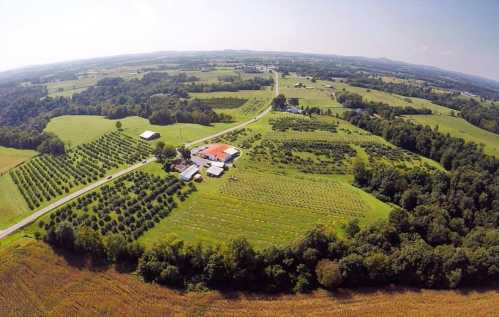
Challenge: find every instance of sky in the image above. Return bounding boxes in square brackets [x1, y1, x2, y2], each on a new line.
[1, 0, 499, 81]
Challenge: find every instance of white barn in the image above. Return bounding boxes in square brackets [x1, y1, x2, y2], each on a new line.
[180, 165, 199, 181]
[140, 130, 160, 140]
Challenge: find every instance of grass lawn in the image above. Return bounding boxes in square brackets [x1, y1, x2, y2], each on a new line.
[0, 146, 37, 175]
[407, 114, 499, 157]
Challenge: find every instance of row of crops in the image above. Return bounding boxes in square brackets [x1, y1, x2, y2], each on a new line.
[10, 132, 152, 210]
[248, 139, 356, 174]
[40, 171, 195, 241]
[270, 117, 338, 133]
[220, 171, 367, 218]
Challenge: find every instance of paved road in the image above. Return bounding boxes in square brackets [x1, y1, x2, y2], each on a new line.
[0, 71, 280, 240]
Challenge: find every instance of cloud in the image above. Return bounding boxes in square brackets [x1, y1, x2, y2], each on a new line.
[440, 49, 454, 56]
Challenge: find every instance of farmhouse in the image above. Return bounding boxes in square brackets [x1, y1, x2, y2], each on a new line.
[206, 166, 224, 177]
[199, 144, 239, 162]
[140, 130, 160, 140]
[180, 165, 199, 181]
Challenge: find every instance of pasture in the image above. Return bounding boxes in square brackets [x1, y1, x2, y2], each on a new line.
[0, 146, 37, 175]
[407, 114, 499, 157]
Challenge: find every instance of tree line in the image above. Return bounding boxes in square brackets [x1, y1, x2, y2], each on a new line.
[336, 91, 432, 117]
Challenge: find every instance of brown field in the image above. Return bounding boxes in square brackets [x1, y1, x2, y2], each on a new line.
[1, 240, 498, 317]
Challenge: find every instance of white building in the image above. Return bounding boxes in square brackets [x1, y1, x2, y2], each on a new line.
[207, 166, 224, 177]
[223, 147, 239, 161]
[180, 165, 199, 181]
[140, 130, 160, 140]
[211, 161, 225, 168]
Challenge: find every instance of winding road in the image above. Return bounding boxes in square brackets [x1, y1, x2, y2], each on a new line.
[0, 71, 279, 240]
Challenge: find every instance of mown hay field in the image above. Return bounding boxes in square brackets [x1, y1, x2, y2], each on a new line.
[0, 146, 37, 175]
[1, 240, 498, 317]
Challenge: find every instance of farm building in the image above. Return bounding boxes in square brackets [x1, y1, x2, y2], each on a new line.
[140, 130, 160, 140]
[180, 165, 199, 181]
[210, 161, 225, 168]
[286, 106, 302, 114]
[207, 166, 224, 177]
[199, 144, 239, 162]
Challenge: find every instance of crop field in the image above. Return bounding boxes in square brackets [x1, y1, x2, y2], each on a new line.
[407, 114, 499, 157]
[221, 171, 367, 218]
[10, 132, 151, 210]
[36, 171, 194, 241]
[0, 146, 37, 175]
[190, 88, 273, 100]
[139, 161, 391, 249]
[3, 241, 497, 316]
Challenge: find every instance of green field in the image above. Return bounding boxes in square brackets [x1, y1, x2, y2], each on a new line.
[46, 66, 146, 97]
[279, 74, 453, 115]
[407, 114, 499, 157]
[0, 174, 31, 229]
[139, 163, 392, 249]
[0, 146, 37, 175]
[45, 115, 238, 147]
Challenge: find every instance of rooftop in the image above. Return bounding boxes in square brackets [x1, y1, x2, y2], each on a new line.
[140, 130, 159, 139]
[206, 166, 224, 176]
[199, 144, 232, 161]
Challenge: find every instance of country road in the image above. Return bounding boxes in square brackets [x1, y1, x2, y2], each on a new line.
[0, 71, 279, 240]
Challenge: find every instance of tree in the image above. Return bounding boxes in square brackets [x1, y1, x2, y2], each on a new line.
[37, 134, 66, 155]
[115, 121, 122, 130]
[154, 142, 177, 162]
[177, 146, 191, 160]
[315, 259, 343, 290]
[272, 94, 287, 111]
[345, 219, 361, 238]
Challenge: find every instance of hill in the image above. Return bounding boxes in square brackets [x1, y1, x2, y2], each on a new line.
[1, 240, 498, 317]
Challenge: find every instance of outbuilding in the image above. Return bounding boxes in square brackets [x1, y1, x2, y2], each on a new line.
[140, 130, 160, 140]
[180, 165, 199, 181]
[206, 166, 224, 177]
[223, 147, 239, 161]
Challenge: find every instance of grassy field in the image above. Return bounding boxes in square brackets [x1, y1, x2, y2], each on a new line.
[0, 146, 37, 175]
[407, 114, 499, 157]
[45, 115, 240, 147]
[279, 74, 453, 115]
[0, 174, 30, 229]
[1, 240, 498, 316]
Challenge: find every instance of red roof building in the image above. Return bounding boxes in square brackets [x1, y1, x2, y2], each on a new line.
[199, 144, 239, 162]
